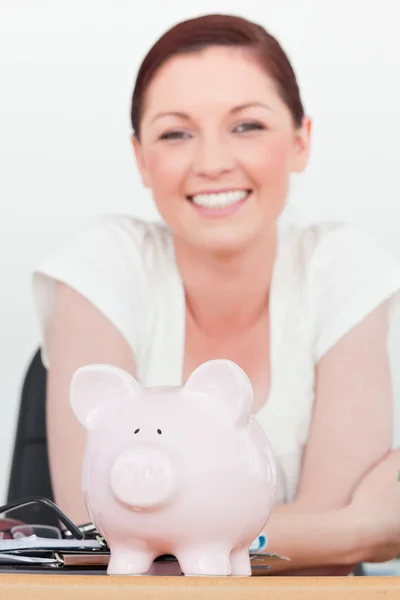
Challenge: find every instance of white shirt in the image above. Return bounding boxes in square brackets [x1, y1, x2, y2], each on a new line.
[33, 214, 400, 504]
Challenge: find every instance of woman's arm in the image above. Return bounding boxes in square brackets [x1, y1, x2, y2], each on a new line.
[295, 301, 393, 509]
[260, 503, 361, 574]
[263, 446, 400, 574]
[263, 301, 393, 572]
[46, 282, 136, 524]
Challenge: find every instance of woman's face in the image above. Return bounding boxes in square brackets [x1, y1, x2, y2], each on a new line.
[133, 46, 311, 254]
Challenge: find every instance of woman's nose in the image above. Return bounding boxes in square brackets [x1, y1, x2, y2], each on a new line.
[191, 135, 235, 179]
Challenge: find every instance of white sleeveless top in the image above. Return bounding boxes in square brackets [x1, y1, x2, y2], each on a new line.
[32, 214, 400, 505]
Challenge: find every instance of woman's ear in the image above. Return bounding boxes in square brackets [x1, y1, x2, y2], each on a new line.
[292, 116, 312, 173]
[131, 135, 151, 188]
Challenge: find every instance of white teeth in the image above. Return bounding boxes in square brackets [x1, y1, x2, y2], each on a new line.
[191, 190, 250, 209]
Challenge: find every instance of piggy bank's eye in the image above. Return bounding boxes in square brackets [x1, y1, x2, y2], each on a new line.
[157, 429, 162, 435]
[134, 428, 140, 434]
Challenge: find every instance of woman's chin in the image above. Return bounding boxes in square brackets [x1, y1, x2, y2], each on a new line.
[193, 224, 261, 257]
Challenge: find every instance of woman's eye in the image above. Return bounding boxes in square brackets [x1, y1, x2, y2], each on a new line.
[159, 131, 191, 141]
[234, 122, 265, 134]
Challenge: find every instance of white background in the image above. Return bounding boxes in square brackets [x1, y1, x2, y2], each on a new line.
[0, 0, 399, 504]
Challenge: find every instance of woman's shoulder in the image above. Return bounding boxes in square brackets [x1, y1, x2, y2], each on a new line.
[33, 214, 175, 367]
[71, 212, 174, 261]
[281, 220, 371, 260]
[37, 213, 175, 275]
[97, 213, 172, 246]
[280, 220, 400, 361]
[280, 220, 399, 279]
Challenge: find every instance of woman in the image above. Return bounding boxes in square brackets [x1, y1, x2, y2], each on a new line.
[33, 14, 400, 573]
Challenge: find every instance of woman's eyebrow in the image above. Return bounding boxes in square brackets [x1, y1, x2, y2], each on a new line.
[151, 111, 190, 124]
[230, 102, 273, 114]
[150, 102, 273, 124]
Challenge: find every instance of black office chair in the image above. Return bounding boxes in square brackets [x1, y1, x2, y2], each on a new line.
[6, 348, 58, 526]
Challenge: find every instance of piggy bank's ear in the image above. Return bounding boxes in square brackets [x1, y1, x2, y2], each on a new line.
[70, 364, 141, 430]
[184, 360, 253, 427]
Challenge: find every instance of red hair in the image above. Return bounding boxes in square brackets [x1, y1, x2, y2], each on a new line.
[131, 14, 305, 138]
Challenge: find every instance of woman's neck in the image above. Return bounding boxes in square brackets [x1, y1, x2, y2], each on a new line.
[173, 226, 277, 338]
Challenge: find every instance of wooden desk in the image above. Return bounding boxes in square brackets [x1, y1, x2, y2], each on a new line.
[0, 574, 399, 599]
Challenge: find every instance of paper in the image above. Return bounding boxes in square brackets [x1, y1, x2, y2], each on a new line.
[0, 553, 59, 565]
[0, 535, 103, 552]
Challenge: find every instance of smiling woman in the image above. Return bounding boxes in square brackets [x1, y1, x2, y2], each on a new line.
[131, 22, 310, 256]
[31, 13, 400, 574]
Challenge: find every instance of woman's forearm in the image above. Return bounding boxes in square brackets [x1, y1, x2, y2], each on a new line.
[263, 502, 365, 574]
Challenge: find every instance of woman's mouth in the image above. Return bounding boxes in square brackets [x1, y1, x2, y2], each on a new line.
[186, 189, 251, 217]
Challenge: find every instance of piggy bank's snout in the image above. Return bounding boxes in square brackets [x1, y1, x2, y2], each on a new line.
[110, 447, 175, 510]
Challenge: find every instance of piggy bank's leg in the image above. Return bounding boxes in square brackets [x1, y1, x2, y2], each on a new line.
[176, 546, 231, 576]
[230, 547, 252, 577]
[107, 546, 154, 575]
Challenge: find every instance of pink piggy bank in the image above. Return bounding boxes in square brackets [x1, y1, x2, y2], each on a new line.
[70, 359, 276, 576]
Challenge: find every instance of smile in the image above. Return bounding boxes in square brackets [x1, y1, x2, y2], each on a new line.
[187, 189, 251, 209]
